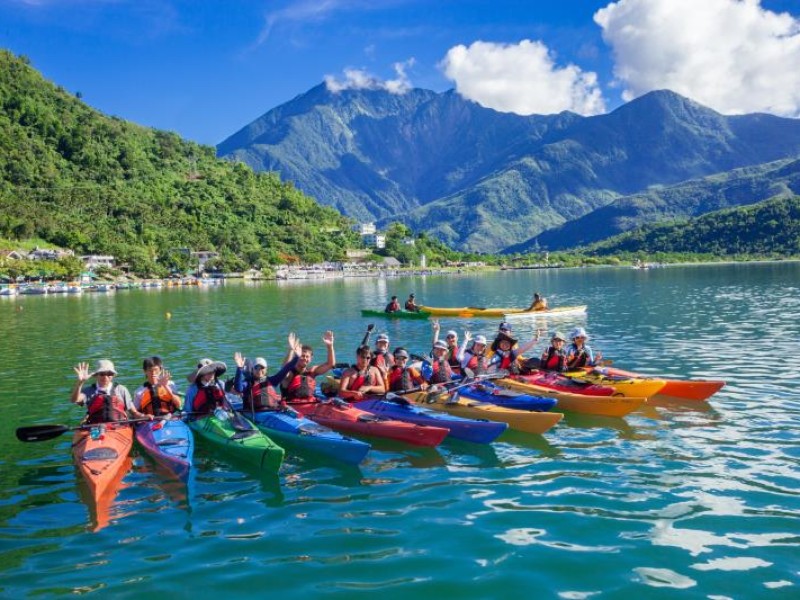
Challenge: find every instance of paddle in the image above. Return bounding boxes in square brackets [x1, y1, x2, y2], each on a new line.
[385, 370, 510, 401]
[360, 323, 375, 349]
[16, 417, 162, 443]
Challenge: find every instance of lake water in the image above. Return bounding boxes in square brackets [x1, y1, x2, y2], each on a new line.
[1, 263, 798, 599]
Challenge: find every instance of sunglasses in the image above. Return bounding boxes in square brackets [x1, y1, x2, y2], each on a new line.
[253, 365, 266, 370]
[358, 354, 372, 359]
[97, 372, 115, 376]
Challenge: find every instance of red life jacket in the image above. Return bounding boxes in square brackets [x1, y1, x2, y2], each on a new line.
[342, 369, 372, 392]
[139, 382, 175, 416]
[86, 384, 128, 424]
[430, 359, 452, 384]
[192, 384, 225, 414]
[495, 351, 514, 371]
[388, 365, 416, 391]
[540, 347, 566, 371]
[245, 378, 282, 412]
[371, 351, 394, 370]
[447, 345, 460, 368]
[282, 370, 316, 402]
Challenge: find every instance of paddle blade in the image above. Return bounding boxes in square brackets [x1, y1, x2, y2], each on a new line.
[16, 424, 70, 442]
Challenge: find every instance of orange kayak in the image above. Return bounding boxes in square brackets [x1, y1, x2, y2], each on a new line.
[72, 424, 133, 504]
[585, 366, 725, 402]
[498, 378, 645, 418]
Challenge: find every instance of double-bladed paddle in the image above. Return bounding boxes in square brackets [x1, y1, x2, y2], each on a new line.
[16, 416, 164, 442]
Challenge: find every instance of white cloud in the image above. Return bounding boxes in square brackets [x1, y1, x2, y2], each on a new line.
[595, 0, 800, 117]
[325, 59, 414, 94]
[439, 40, 606, 116]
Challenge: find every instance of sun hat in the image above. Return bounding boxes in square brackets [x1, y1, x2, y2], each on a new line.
[498, 321, 512, 332]
[552, 331, 566, 342]
[90, 359, 117, 377]
[496, 331, 518, 346]
[187, 358, 227, 383]
[473, 335, 487, 345]
[253, 357, 268, 369]
[433, 340, 449, 350]
[570, 327, 589, 340]
[393, 347, 410, 359]
[376, 333, 390, 343]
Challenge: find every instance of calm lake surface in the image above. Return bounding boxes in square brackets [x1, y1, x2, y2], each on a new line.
[1, 263, 798, 599]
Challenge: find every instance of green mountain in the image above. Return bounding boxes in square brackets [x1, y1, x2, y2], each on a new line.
[506, 157, 800, 252]
[0, 50, 359, 275]
[585, 195, 800, 257]
[218, 84, 800, 253]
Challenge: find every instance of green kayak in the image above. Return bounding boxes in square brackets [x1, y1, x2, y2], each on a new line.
[188, 409, 284, 472]
[361, 309, 430, 320]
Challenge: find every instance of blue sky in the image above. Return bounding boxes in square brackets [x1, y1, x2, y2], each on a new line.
[2, 0, 799, 146]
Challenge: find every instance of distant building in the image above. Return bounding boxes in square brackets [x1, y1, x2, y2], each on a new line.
[382, 257, 402, 268]
[0, 249, 27, 261]
[363, 233, 386, 249]
[29, 247, 73, 261]
[191, 251, 220, 272]
[352, 222, 376, 235]
[401, 238, 416, 246]
[346, 249, 371, 259]
[81, 255, 115, 269]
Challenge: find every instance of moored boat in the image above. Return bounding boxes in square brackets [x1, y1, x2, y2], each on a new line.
[187, 409, 284, 472]
[355, 396, 508, 444]
[291, 399, 449, 447]
[135, 418, 194, 480]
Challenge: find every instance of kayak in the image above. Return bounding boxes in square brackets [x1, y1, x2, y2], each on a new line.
[361, 309, 431, 320]
[72, 423, 134, 502]
[355, 396, 508, 444]
[502, 306, 589, 319]
[564, 370, 666, 398]
[135, 418, 194, 480]
[291, 399, 449, 447]
[187, 409, 284, 472]
[456, 381, 558, 412]
[418, 304, 587, 318]
[498, 377, 646, 417]
[506, 371, 616, 396]
[407, 391, 564, 435]
[581, 366, 725, 402]
[238, 406, 371, 465]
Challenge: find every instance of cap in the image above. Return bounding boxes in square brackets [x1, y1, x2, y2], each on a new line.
[393, 347, 410, 359]
[433, 340, 449, 350]
[552, 331, 566, 342]
[253, 357, 268, 369]
[499, 321, 512, 332]
[376, 333, 390, 343]
[445, 330, 458, 338]
[473, 335, 487, 345]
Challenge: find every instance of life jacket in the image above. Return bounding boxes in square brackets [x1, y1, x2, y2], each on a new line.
[371, 350, 394, 370]
[86, 384, 128, 424]
[447, 345, 460, 368]
[282, 369, 317, 402]
[464, 351, 490, 375]
[388, 365, 416, 391]
[342, 369, 372, 392]
[191, 383, 225, 414]
[139, 382, 175, 416]
[405, 300, 416, 311]
[429, 359, 452, 384]
[385, 300, 400, 312]
[495, 351, 515, 371]
[245, 378, 282, 412]
[567, 345, 589, 368]
[540, 347, 566, 372]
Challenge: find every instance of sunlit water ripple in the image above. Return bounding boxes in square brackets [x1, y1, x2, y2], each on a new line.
[0, 263, 798, 598]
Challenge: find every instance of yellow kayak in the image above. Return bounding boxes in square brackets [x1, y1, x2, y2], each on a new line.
[498, 378, 646, 417]
[406, 391, 563, 434]
[563, 371, 666, 398]
[418, 304, 587, 318]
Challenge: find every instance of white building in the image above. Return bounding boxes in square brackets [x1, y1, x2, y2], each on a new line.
[81, 255, 115, 269]
[363, 233, 386, 249]
[352, 222, 376, 235]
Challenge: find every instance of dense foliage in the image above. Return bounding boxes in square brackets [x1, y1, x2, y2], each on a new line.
[0, 51, 361, 276]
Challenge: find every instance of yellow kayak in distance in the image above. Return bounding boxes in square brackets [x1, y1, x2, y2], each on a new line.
[417, 304, 588, 318]
[406, 391, 564, 435]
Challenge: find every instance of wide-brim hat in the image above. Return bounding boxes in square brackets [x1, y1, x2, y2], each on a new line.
[570, 327, 589, 340]
[496, 331, 518, 346]
[187, 358, 227, 383]
[89, 359, 117, 377]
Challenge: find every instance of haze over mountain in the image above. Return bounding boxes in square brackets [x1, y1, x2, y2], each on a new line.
[218, 84, 800, 253]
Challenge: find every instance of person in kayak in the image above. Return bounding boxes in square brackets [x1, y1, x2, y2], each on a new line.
[490, 322, 519, 353]
[566, 327, 603, 369]
[233, 333, 302, 412]
[405, 293, 419, 312]
[457, 332, 491, 375]
[488, 329, 541, 372]
[371, 332, 395, 385]
[384, 296, 400, 313]
[528, 292, 548, 311]
[425, 340, 455, 385]
[280, 330, 336, 404]
[386, 347, 427, 392]
[431, 319, 461, 374]
[71, 359, 147, 424]
[338, 345, 387, 401]
[184, 359, 228, 416]
[134, 356, 182, 417]
[539, 331, 568, 372]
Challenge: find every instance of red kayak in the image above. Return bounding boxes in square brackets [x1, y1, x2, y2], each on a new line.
[290, 399, 449, 447]
[510, 371, 616, 396]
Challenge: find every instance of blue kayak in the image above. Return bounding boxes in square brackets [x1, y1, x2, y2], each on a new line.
[135, 418, 194, 481]
[456, 381, 557, 412]
[230, 398, 370, 465]
[355, 396, 508, 444]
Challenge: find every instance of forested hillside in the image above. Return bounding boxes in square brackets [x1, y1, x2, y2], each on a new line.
[0, 50, 360, 275]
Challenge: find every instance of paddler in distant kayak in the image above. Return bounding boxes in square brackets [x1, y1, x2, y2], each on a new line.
[404, 293, 419, 312]
[384, 295, 401, 313]
[529, 292, 548, 311]
[566, 327, 603, 369]
[280, 330, 336, 404]
[232, 332, 301, 412]
[71, 359, 147, 423]
[184, 359, 228, 416]
[338, 345, 387, 401]
[134, 356, 182, 417]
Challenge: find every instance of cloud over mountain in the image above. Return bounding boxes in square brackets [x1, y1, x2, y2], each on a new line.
[596, 0, 800, 117]
[324, 59, 414, 94]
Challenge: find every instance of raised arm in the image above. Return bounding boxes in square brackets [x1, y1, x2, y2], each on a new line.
[516, 329, 542, 356]
[70, 362, 90, 405]
[311, 330, 336, 376]
[431, 319, 440, 346]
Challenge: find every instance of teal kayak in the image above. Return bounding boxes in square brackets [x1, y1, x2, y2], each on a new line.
[361, 309, 430, 320]
[187, 409, 284, 472]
